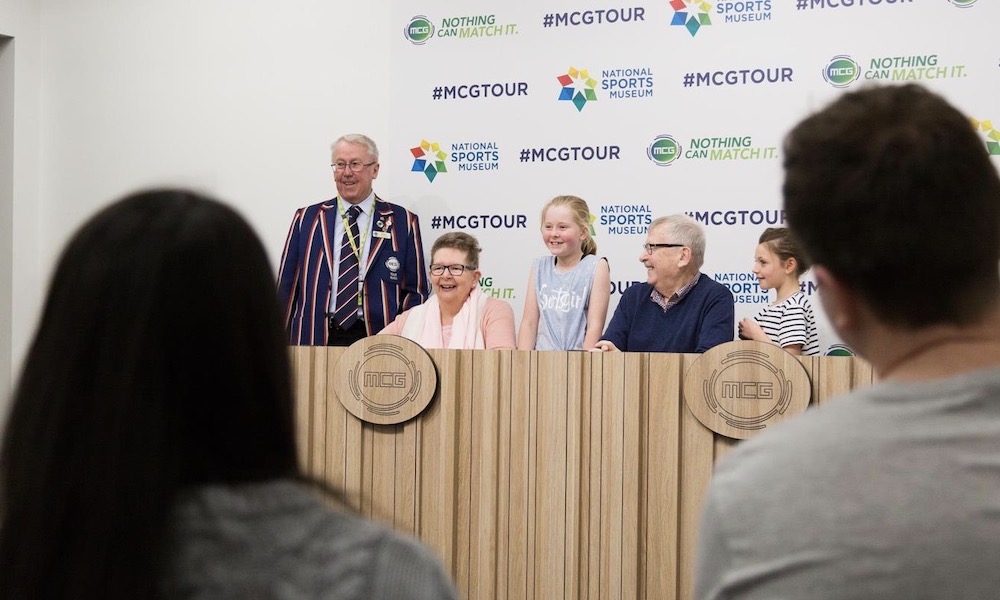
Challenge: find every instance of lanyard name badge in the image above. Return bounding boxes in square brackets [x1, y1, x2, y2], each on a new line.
[339, 201, 373, 309]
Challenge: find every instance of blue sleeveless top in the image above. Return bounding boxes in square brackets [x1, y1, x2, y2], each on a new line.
[533, 254, 600, 350]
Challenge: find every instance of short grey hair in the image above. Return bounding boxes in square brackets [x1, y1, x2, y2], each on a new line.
[332, 134, 379, 162]
[649, 214, 705, 269]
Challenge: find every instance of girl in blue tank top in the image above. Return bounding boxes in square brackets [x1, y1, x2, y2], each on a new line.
[518, 195, 611, 350]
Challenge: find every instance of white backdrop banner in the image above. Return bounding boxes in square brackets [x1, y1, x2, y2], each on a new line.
[387, 0, 999, 354]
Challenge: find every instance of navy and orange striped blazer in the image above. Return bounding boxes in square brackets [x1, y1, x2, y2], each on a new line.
[277, 196, 429, 345]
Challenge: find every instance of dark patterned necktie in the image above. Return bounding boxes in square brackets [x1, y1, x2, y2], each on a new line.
[333, 205, 362, 328]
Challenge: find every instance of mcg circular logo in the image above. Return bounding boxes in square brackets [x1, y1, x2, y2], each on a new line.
[823, 55, 860, 88]
[335, 337, 437, 425]
[824, 344, 856, 357]
[647, 135, 681, 167]
[683, 341, 811, 440]
[404, 15, 435, 44]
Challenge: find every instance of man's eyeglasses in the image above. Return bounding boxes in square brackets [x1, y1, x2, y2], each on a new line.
[331, 161, 377, 173]
[642, 243, 685, 254]
[429, 263, 476, 276]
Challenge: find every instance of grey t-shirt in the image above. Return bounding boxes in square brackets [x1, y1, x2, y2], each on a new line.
[533, 254, 600, 350]
[695, 367, 1000, 600]
[163, 480, 459, 600]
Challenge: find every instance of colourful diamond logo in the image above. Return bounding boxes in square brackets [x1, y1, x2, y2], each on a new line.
[410, 140, 449, 182]
[971, 118, 1000, 155]
[557, 67, 598, 112]
[669, 0, 712, 37]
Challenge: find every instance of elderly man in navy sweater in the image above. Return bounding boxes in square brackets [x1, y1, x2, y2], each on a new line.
[594, 214, 734, 353]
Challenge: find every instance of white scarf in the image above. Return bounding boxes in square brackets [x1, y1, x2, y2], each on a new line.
[400, 287, 488, 349]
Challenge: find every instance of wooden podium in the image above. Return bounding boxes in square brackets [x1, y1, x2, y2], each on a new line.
[291, 342, 873, 600]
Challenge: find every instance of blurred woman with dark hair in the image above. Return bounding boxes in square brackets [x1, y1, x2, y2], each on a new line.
[0, 189, 458, 600]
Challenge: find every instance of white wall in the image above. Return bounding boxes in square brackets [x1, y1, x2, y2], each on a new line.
[0, 36, 13, 403]
[2, 0, 392, 383]
[0, 0, 42, 411]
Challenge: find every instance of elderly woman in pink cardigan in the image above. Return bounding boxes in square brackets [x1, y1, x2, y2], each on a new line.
[379, 232, 515, 349]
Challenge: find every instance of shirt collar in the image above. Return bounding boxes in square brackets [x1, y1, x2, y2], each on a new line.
[650, 272, 701, 312]
[339, 192, 375, 217]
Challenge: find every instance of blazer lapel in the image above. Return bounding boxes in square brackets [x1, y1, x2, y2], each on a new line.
[319, 198, 339, 278]
[366, 197, 396, 271]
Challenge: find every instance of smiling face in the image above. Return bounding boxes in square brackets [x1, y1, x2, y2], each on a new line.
[541, 205, 586, 261]
[430, 247, 480, 305]
[332, 140, 379, 204]
[639, 223, 689, 294]
[752, 242, 793, 292]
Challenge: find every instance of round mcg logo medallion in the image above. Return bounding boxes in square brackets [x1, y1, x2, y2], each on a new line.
[334, 336, 437, 425]
[823, 55, 860, 88]
[404, 15, 435, 45]
[647, 134, 681, 167]
[824, 344, 855, 357]
[683, 341, 811, 440]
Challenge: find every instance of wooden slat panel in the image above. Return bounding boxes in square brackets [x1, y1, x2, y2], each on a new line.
[621, 353, 643, 600]
[574, 352, 595, 600]
[309, 348, 329, 483]
[524, 351, 539, 600]
[534, 351, 569, 599]
[853, 357, 875, 389]
[394, 416, 418, 534]
[563, 351, 586, 600]
[324, 348, 350, 502]
[370, 422, 396, 523]
[454, 351, 475, 598]
[506, 350, 533, 600]
[712, 435, 738, 464]
[291, 346, 313, 473]
[469, 349, 505, 600]
[418, 349, 462, 576]
[814, 356, 856, 406]
[599, 352, 626, 600]
[645, 353, 682, 600]
[291, 347, 874, 600]
[677, 353, 716, 600]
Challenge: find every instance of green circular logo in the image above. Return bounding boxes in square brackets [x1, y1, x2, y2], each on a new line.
[948, 0, 976, 7]
[405, 16, 434, 45]
[647, 135, 681, 167]
[825, 344, 856, 357]
[823, 56, 860, 88]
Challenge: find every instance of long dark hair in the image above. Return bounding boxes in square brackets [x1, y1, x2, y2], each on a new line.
[0, 189, 300, 599]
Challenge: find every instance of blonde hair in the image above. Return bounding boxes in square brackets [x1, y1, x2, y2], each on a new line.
[540, 195, 597, 256]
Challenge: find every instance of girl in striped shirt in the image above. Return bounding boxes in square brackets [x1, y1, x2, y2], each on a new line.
[738, 227, 819, 355]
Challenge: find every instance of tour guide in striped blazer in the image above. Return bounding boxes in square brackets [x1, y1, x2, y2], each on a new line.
[278, 134, 429, 346]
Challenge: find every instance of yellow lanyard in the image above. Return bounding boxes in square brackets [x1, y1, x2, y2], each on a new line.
[338, 201, 373, 306]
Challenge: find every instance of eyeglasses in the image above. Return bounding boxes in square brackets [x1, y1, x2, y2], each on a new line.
[642, 243, 685, 254]
[331, 161, 377, 173]
[429, 263, 476, 276]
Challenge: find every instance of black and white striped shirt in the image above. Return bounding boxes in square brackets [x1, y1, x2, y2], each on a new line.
[753, 292, 819, 355]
